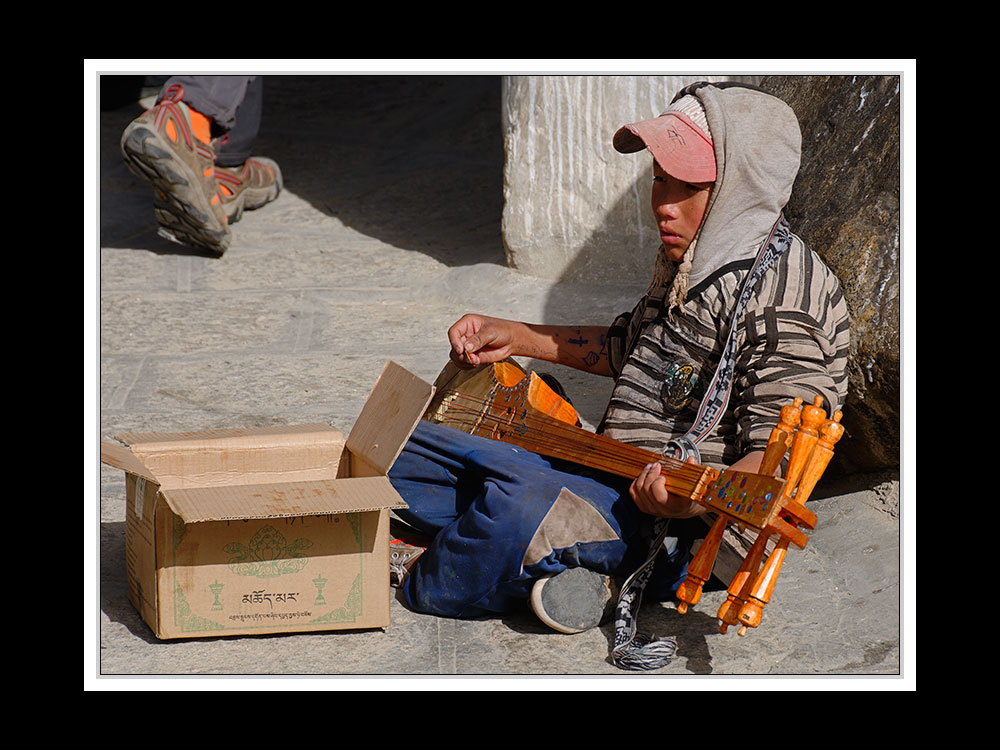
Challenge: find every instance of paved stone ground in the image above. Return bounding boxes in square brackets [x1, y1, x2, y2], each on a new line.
[89, 75, 908, 686]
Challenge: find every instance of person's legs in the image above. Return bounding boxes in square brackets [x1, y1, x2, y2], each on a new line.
[162, 75, 256, 135]
[120, 75, 280, 253]
[389, 421, 645, 621]
[190, 76, 283, 224]
[203, 76, 261, 167]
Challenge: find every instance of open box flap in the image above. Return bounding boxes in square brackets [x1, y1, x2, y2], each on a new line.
[159, 475, 407, 523]
[115, 423, 342, 453]
[100, 440, 159, 483]
[112, 423, 346, 490]
[346, 361, 435, 475]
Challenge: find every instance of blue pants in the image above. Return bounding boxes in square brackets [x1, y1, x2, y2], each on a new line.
[388, 421, 694, 618]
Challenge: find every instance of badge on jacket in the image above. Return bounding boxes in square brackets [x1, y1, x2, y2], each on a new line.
[660, 360, 702, 414]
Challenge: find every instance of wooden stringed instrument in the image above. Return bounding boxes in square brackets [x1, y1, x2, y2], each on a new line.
[421, 358, 843, 636]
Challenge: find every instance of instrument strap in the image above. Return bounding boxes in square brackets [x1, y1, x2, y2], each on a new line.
[611, 216, 792, 671]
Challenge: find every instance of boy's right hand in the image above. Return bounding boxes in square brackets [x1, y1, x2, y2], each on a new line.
[448, 314, 518, 368]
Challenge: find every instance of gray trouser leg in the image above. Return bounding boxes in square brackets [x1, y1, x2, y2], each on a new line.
[159, 75, 263, 166]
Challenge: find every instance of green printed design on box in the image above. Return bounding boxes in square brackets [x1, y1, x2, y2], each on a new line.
[312, 573, 363, 624]
[172, 511, 187, 550]
[347, 514, 361, 544]
[210, 580, 225, 611]
[174, 583, 226, 632]
[223, 525, 313, 578]
[168, 513, 367, 633]
[313, 574, 328, 605]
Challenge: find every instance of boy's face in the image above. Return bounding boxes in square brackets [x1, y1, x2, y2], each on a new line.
[650, 161, 713, 262]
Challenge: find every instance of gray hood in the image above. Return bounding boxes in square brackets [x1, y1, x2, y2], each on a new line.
[682, 84, 802, 290]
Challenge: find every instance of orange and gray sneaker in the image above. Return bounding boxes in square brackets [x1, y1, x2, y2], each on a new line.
[214, 157, 283, 225]
[120, 84, 231, 254]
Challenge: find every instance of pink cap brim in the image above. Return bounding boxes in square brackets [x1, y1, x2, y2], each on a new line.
[613, 112, 716, 183]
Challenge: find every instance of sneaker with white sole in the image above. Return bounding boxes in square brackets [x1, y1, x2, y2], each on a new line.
[120, 83, 231, 254]
[214, 157, 283, 224]
[530, 567, 618, 634]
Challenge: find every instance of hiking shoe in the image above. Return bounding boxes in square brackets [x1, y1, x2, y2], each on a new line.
[120, 84, 230, 254]
[214, 157, 283, 224]
[389, 541, 425, 588]
[530, 567, 617, 634]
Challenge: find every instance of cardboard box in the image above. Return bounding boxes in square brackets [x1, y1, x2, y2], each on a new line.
[100, 361, 434, 640]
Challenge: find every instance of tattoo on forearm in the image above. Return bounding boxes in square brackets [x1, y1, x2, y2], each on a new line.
[580, 331, 608, 370]
[553, 328, 610, 373]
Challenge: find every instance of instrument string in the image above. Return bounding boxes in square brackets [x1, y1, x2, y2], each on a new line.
[430, 388, 691, 477]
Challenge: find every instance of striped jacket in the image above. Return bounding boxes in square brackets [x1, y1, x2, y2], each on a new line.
[600, 232, 851, 471]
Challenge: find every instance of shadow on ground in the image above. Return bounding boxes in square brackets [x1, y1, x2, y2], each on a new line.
[99, 75, 507, 268]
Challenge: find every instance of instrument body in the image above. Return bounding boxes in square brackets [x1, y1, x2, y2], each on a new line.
[422, 358, 841, 634]
[424, 359, 721, 504]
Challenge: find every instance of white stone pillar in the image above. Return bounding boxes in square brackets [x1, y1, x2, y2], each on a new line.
[501, 74, 760, 287]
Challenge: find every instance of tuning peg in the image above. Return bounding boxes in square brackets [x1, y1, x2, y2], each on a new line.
[784, 396, 826, 500]
[788, 410, 845, 508]
[676, 514, 727, 613]
[758, 397, 803, 478]
[717, 532, 769, 633]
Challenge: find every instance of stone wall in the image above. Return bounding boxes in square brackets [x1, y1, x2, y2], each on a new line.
[758, 75, 901, 475]
[501, 74, 902, 474]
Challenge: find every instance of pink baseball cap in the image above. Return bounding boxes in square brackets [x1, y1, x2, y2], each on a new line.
[613, 95, 716, 183]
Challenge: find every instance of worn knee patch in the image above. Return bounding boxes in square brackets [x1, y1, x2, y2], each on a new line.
[522, 487, 620, 570]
